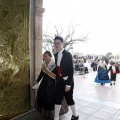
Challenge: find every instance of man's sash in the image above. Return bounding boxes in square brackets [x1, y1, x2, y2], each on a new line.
[42, 67, 56, 79]
[57, 66, 62, 78]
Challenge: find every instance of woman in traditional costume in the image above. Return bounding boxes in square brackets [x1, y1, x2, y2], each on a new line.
[35, 51, 68, 118]
[94, 59, 110, 85]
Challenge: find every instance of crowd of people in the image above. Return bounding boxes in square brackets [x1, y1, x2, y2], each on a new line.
[73, 56, 120, 86]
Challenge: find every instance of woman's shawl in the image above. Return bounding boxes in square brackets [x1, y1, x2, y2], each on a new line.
[42, 60, 56, 79]
[98, 63, 107, 70]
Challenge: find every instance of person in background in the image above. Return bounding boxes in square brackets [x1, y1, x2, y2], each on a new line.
[116, 62, 120, 74]
[118, 64, 120, 74]
[53, 36, 79, 120]
[79, 60, 84, 75]
[84, 60, 89, 74]
[35, 51, 68, 119]
[94, 59, 110, 85]
[108, 62, 119, 86]
[91, 60, 97, 71]
[74, 60, 79, 74]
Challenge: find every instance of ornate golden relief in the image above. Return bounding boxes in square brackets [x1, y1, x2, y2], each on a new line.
[0, 0, 30, 118]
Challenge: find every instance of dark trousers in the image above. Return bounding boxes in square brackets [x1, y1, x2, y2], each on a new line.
[110, 74, 117, 81]
[55, 78, 75, 106]
[85, 67, 88, 73]
[93, 66, 97, 71]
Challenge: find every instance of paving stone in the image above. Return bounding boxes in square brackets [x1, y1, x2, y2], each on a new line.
[100, 106, 119, 114]
[92, 110, 114, 120]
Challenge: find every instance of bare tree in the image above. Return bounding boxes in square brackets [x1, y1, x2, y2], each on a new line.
[42, 24, 89, 51]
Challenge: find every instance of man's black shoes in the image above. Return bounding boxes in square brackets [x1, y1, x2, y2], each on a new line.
[71, 115, 79, 120]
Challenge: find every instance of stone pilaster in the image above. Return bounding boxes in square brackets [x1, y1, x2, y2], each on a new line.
[30, 0, 45, 109]
[35, 0, 45, 79]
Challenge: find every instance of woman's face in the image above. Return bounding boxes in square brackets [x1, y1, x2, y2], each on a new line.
[43, 53, 51, 62]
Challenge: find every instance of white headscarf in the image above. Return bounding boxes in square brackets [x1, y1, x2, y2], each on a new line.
[42, 60, 56, 72]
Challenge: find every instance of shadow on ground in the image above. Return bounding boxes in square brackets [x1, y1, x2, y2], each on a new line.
[10, 109, 53, 120]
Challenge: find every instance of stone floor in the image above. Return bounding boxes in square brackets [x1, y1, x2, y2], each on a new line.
[12, 68, 120, 120]
[62, 69, 120, 120]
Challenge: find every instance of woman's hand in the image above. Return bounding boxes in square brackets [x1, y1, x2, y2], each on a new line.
[34, 81, 39, 84]
[65, 86, 71, 92]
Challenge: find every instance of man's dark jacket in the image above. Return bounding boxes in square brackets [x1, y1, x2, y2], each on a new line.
[54, 50, 74, 86]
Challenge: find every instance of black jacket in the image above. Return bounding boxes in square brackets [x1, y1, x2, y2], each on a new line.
[108, 66, 119, 74]
[54, 50, 74, 86]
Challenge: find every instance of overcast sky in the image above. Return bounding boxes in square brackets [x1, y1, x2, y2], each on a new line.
[43, 0, 120, 55]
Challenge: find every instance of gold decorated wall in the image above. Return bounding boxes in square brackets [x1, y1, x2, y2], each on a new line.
[0, 0, 30, 119]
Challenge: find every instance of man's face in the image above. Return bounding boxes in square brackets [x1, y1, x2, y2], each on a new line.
[54, 39, 64, 51]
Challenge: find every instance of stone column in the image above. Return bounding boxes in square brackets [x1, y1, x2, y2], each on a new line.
[35, 0, 45, 79]
[30, 0, 45, 109]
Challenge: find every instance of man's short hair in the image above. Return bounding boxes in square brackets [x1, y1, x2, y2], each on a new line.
[54, 36, 63, 43]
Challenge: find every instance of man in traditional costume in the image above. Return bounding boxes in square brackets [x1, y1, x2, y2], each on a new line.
[108, 62, 119, 85]
[53, 36, 79, 120]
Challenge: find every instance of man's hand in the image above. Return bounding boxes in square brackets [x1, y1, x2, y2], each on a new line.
[65, 86, 71, 92]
